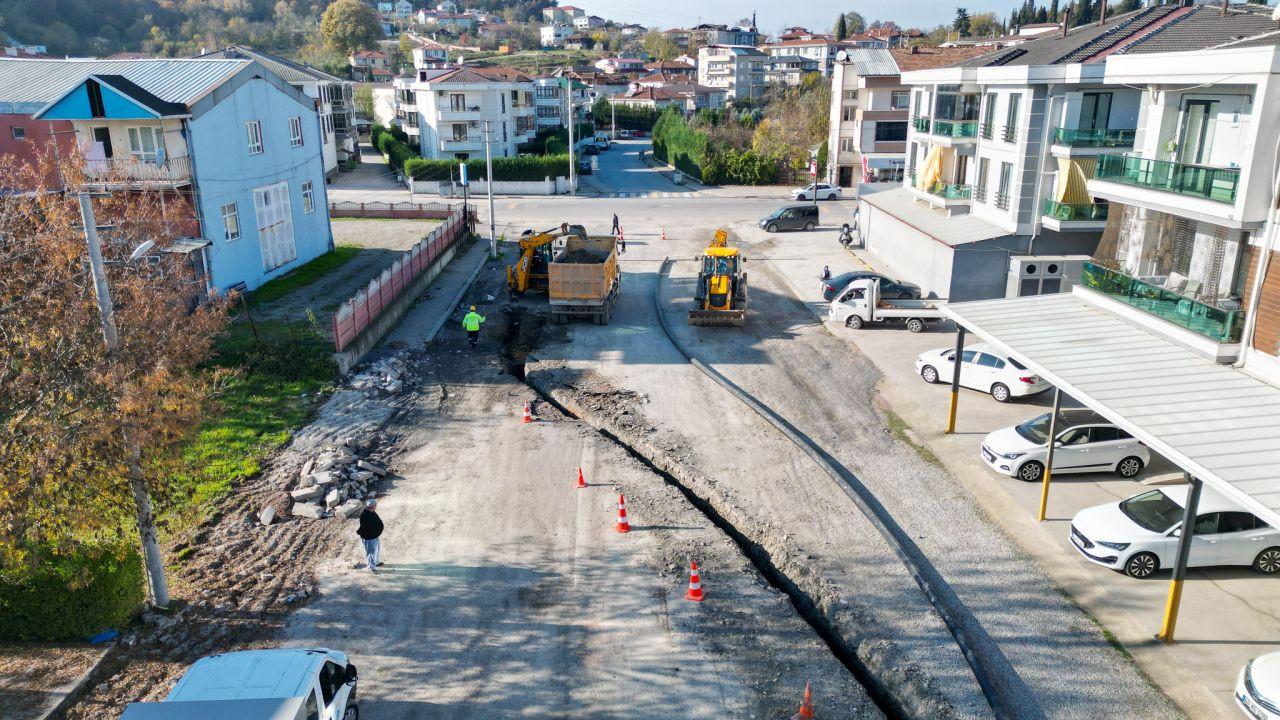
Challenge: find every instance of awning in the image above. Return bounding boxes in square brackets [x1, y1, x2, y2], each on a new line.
[1054, 157, 1095, 204]
[941, 290, 1280, 529]
[861, 153, 906, 169]
[918, 146, 943, 190]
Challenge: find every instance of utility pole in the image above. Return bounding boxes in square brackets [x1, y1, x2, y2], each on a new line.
[566, 81, 577, 197]
[611, 100, 616, 141]
[78, 192, 170, 610]
[483, 120, 496, 257]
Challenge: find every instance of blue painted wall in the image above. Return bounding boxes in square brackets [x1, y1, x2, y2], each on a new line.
[39, 82, 157, 120]
[189, 77, 332, 292]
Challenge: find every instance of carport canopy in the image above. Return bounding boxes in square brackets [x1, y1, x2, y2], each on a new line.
[940, 291, 1280, 529]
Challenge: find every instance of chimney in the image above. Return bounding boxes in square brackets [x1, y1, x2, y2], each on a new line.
[1221, 0, 1228, 17]
[910, 45, 920, 54]
[1099, 1, 1107, 26]
[1061, 10, 1069, 38]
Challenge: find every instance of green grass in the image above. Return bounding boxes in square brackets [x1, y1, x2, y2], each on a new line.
[882, 407, 943, 467]
[247, 244, 362, 306]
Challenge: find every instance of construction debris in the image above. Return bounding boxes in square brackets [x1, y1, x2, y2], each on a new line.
[348, 355, 411, 396]
[288, 438, 391, 521]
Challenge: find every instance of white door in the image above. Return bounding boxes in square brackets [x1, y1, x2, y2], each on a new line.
[956, 350, 992, 392]
[1050, 427, 1096, 474]
[318, 660, 350, 720]
[253, 181, 296, 271]
[1217, 512, 1271, 566]
[1186, 512, 1224, 567]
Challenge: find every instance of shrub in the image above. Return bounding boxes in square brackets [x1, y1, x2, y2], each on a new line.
[405, 155, 571, 182]
[0, 543, 144, 641]
[376, 132, 418, 173]
[544, 136, 566, 155]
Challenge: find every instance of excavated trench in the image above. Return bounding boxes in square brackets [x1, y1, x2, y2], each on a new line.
[499, 303, 910, 720]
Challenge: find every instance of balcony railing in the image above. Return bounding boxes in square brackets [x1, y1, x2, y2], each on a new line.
[1051, 127, 1135, 148]
[931, 119, 977, 138]
[924, 182, 971, 200]
[83, 156, 192, 186]
[979, 122, 993, 140]
[1081, 262, 1244, 343]
[973, 186, 987, 203]
[995, 191, 1011, 210]
[1095, 154, 1240, 204]
[1043, 199, 1108, 221]
[913, 116, 931, 133]
[1001, 125, 1017, 143]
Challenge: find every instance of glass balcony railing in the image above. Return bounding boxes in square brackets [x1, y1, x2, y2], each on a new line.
[1051, 127, 1136, 147]
[913, 116, 931, 133]
[932, 119, 978, 138]
[1080, 262, 1244, 343]
[924, 182, 972, 200]
[1043, 199, 1109, 221]
[1095, 154, 1240, 203]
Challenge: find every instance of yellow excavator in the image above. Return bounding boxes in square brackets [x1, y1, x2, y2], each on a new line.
[507, 223, 587, 294]
[689, 229, 747, 327]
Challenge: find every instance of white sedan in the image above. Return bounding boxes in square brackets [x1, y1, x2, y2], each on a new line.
[1070, 485, 1280, 578]
[980, 408, 1149, 482]
[915, 342, 1051, 402]
[791, 183, 842, 201]
[1238, 651, 1280, 720]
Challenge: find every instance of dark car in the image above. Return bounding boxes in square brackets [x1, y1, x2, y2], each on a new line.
[821, 271, 921, 301]
[578, 157, 593, 175]
[759, 204, 819, 232]
[581, 144, 599, 156]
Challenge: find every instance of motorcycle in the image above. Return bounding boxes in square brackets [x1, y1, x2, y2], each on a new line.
[838, 223, 854, 246]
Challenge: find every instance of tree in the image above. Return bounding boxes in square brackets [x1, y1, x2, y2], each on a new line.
[834, 13, 848, 40]
[953, 8, 972, 37]
[1114, 0, 1141, 12]
[1050, 0, 1060, 20]
[0, 151, 228, 600]
[844, 11, 866, 35]
[354, 85, 374, 119]
[642, 30, 678, 61]
[319, 0, 381, 58]
[970, 11, 1000, 38]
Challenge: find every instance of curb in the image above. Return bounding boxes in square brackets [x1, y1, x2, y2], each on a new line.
[33, 643, 114, 720]
[420, 238, 489, 347]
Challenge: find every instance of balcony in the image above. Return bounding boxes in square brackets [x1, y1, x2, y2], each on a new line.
[909, 180, 971, 214]
[1051, 127, 1135, 148]
[440, 138, 482, 152]
[1042, 199, 1108, 231]
[931, 119, 977, 139]
[913, 116, 931, 133]
[1094, 154, 1239, 204]
[83, 156, 192, 188]
[924, 182, 971, 200]
[1080, 262, 1244, 343]
[437, 107, 481, 121]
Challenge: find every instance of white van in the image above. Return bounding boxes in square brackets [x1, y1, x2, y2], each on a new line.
[120, 648, 359, 720]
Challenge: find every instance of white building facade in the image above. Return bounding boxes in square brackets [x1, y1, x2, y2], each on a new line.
[697, 45, 766, 103]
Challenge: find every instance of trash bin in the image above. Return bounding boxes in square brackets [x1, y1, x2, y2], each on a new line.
[672, 171, 684, 185]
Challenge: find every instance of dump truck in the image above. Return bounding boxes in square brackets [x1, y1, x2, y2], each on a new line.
[689, 229, 747, 327]
[827, 276, 945, 332]
[548, 235, 621, 325]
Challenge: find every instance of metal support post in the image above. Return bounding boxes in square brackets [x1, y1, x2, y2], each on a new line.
[945, 326, 965, 434]
[1037, 387, 1062, 522]
[565, 84, 576, 197]
[483, 120, 496, 257]
[611, 100, 616, 140]
[1157, 474, 1202, 644]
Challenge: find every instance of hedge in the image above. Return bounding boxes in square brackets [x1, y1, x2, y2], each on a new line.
[404, 154, 571, 182]
[593, 98, 658, 131]
[376, 132, 417, 173]
[0, 543, 144, 641]
[651, 110, 780, 186]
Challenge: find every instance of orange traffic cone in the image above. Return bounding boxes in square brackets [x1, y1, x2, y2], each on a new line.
[684, 560, 704, 601]
[661, 227, 667, 241]
[521, 401, 534, 424]
[576, 467, 588, 489]
[615, 494, 631, 533]
[790, 682, 815, 720]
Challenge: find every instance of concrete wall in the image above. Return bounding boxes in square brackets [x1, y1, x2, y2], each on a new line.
[861, 200, 956, 299]
[0, 114, 73, 188]
[420, 176, 570, 196]
[191, 77, 333, 292]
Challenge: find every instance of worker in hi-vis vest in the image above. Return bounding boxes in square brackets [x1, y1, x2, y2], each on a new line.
[462, 305, 485, 348]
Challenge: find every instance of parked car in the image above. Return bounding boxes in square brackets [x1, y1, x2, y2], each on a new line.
[1237, 651, 1280, 720]
[915, 342, 1051, 402]
[791, 183, 842, 201]
[759, 205, 819, 232]
[1070, 485, 1280, 578]
[821, 271, 920, 301]
[980, 408, 1149, 482]
[594, 135, 610, 150]
[618, 129, 634, 139]
[120, 648, 358, 720]
[578, 157, 593, 175]
[581, 144, 599, 156]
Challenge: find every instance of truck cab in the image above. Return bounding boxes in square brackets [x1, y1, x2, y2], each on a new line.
[828, 277, 944, 332]
[120, 648, 358, 720]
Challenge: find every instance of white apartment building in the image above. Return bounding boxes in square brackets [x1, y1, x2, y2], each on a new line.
[573, 15, 605, 31]
[764, 38, 860, 77]
[533, 76, 591, 131]
[826, 49, 920, 189]
[541, 24, 574, 48]
[697, 45, 766, 103]
[393, 66, 536, 160]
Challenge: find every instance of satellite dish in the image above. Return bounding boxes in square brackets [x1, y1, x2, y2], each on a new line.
[129, 240, 156, 262]
[836, 49, 849, 63]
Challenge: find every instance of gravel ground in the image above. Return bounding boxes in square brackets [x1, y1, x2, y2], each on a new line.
[0, 643, 106, 720]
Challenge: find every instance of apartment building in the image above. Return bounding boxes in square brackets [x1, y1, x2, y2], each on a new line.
[198, 47, 356, 180]
[644, 60, 696, 77]
[393, 65, 536, 160]
[541, 24, 575, 48]
[763, 55, 820, 87]
[349, 51, 390, 82]
[763, 37, 882, 77]
[532, 76, 590, 131]
[863, 3, 1277, 302]
[2, 57, 332, 293]
[826, 48, 980, 189]
[697, 45, 767, 103]
[690, 24, 760, 48]
[573, 15, 605, 31]
[542, 5, 585, 24]
[613, 84, 727, 113]
[594, 57, 646, 75]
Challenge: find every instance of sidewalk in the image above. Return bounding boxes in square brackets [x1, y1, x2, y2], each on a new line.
[371, 237, 490, 356]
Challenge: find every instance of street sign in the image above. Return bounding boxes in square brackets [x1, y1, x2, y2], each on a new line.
[809, 160, 817, 178]
[459, 162, 468, 185]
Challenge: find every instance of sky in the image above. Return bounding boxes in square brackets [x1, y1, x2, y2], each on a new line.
[565, 0, 1035, 34]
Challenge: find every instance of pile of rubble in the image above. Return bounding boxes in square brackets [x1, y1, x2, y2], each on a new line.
[348, 355, 409, 395]
[283, 438, 389, 521]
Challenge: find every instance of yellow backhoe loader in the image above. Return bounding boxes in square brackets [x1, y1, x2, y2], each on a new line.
[689, 229, 747, 327]
[507, 223, 587, 294]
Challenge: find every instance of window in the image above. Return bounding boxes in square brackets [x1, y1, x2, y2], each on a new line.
[319, 661, 345, 706]
[1193, 513, 1221, 535]
[981, 93, 996, 138]
[450, 93, 465, 111]
[92, 127, 113, 158]
[1221, 512, 1260, 533]
[304, 689, 320, 720]
[500, 93, 506, 113]
[975, 353, 1001, 368]
[1003, 93, 1020, 142]
[87, 79, 106, 118]
[1058, 428, 1091, 446]
[302, 180, 315, 214]
[246, 120, 264, 155]
[289, 116, 304, 147]
[254, 181, 296, 271]
[974, 157, 989, 202]
[996, 161, 1013, 209]
[127, 127, 163, 162]
[875, 122, 907, 143]
[843, 89, 858, 101]
[890, 91, 909, 110]
[842, 106, 856, 122]
[912, 91, 922, 116]
[452, 123, 467, 141]
[221, 202, 241, 241]
[10, 126, 25, 140]
[840, 138, 855, 152]
[959, 349, 977, 363]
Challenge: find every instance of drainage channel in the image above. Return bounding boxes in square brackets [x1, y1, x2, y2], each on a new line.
[498, 303, 904, 720]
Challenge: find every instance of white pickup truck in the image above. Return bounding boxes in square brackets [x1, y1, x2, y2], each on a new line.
[828, 276, 946, 333]
[120, 648, 359, 720]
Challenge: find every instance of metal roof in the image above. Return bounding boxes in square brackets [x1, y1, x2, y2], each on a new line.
[839, 48, 899, 77]
[941, 291, 1280, 529]
[195, 46, 343, 85]
[862, 187, 1008, 247]
[0, 58, 248, 113]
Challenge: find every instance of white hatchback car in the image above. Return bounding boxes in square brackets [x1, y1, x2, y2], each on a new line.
[915, 342, 1051, 402]
[1238, 651, 1280, 720]
[1070, 485, 1280, 578]
[791, 183, 842, 201]
[980, 408, 1149, 482]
